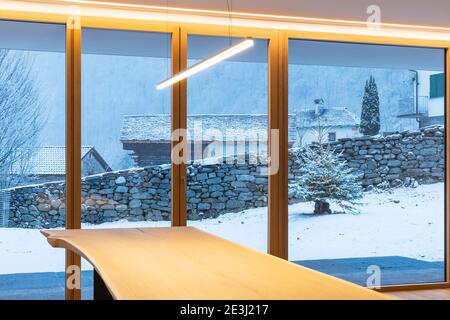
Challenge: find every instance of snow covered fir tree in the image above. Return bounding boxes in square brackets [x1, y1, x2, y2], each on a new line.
[359, 75, 380, 136]
[290, 121, 363, 214]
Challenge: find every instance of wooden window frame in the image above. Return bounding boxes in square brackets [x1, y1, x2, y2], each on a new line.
[65, 14, 82, 301]
[179, 25, 288, 259]
[285, 30, 450, 292]
[0, 8, 449, 297]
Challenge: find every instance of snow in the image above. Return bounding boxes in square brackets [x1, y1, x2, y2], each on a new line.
[0, 183, 444, 275]
[287, 183, 445, 262]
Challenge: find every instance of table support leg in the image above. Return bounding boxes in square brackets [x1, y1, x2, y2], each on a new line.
[94, 269, 114, 300]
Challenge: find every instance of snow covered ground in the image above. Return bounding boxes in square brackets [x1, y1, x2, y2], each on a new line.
[0, 183, 445, 274]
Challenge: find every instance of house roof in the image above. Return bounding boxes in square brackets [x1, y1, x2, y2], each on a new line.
[296, 107, 360, 129]
[120, 114, 297, 143]
[21, 146, 111, 175]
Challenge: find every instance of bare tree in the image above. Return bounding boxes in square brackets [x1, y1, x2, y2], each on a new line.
[0, 50, 43, 188]
[295, 99, 326, 147]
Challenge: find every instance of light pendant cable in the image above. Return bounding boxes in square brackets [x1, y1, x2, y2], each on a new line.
[156, 0, 254, 90]
[227, 0, 232, 46]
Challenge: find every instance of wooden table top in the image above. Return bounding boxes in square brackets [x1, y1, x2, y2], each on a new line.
[41, 227, 389, 300]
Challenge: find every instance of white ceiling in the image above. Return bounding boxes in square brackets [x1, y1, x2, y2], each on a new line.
[87, 0, 450, 28]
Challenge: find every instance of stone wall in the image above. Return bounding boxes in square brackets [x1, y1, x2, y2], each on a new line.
[289, 125, 444, 189]
[4, 126, 444, 228]
[187, 161, 268, 221]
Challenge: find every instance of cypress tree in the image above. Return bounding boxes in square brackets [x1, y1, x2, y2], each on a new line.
[359, 75, 380, 136]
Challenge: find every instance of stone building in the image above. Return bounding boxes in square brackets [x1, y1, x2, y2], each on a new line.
[15, 146, 112, 183]
[296, 105, 361, 146]
[397, 70, 445, 128]
[120, 114, 297, 166]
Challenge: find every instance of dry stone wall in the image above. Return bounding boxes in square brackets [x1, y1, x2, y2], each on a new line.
[5, 126, 444, 228]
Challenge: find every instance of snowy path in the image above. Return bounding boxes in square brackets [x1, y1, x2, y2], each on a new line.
[0, 183, 444, 274]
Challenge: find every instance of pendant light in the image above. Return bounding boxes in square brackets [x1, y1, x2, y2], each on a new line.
[156, 0, 254, 90]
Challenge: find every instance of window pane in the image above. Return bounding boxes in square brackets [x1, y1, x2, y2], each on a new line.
[288, 39, 446, 287]
[81, 28, 172, 299]
[186, 35, 269, 252]
[0, 20, 66, 299]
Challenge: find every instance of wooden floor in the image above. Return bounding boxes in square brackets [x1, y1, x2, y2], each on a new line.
[386, 288, 450, 300]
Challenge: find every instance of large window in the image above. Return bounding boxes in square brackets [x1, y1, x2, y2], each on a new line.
[81, 28, 172, 299]
[186, 35, 269, 252]
[0, 20, 66, 299]
[1, 15, 448, 301]
[288, 39, 446, 287]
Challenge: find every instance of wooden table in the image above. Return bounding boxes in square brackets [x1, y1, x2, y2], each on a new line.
[41, 227, 389, 300]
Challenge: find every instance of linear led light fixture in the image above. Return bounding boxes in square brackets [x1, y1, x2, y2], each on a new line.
[156, 39, 254, 90]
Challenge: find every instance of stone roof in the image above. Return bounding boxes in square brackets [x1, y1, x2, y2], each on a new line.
[120, 114, 297, 143]
[297, 107, 360, 129]
[18, 146, 110, 175]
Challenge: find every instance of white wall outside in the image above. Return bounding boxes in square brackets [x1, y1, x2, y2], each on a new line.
[299, 126, 360, 146]
[417, 70, 445, 117]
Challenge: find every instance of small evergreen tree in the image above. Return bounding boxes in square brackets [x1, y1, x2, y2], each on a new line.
[359, 75, 380, 136]
[290, 122, 363, 214]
